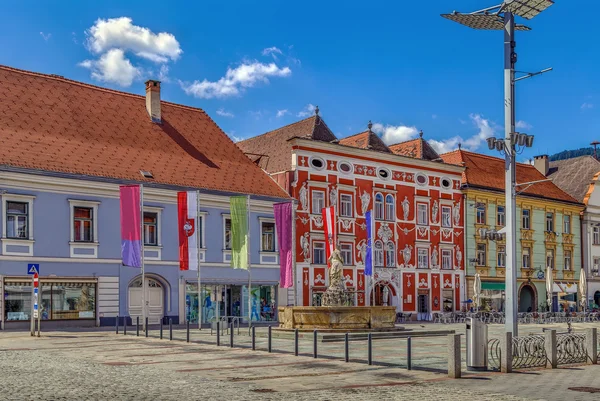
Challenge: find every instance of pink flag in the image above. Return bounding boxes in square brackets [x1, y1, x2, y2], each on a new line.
[274, 202, 293, 288]
[120, 185, 142, 267]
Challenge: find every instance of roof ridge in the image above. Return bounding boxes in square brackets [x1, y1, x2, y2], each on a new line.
[388, 137, 421, 148]
[341, 130, 370, 140]
[460, 149, 539, 168]
[237, 115, 317, 143]
[0, 64, 209, 115]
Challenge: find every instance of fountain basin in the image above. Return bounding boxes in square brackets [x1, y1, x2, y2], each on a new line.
[278, 306, 397, 331]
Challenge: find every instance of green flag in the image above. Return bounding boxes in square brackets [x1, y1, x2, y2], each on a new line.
[230, 196, 248, 269]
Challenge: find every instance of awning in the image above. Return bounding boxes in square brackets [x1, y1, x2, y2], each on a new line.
[553, 282, 577, 294]
[481, 282, 505, 291]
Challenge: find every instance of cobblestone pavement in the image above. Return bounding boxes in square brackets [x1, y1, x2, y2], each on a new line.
[1, 322, 600, 400]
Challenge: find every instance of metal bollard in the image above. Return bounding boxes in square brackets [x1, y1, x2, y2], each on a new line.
[313, 330, 318, 358]
[251, 325, 256, 350]
[407, 336, 412, 370]
[345, 333, 349, 363]
[169, 318, 173, 341]
[268, 326, 272, 353]
[136, 316, 140, 337]
[124, 317, 127, 335]
[230, 322, 234, 348]
[160, 317, 163, 340]
[216, 322, 220, 346]
[368, 333, 373, 365]
[186, 320, 190, 343]
[116, 315, 119, 334]
[145, 317, 149, 338]
[294, 329, 299, 356]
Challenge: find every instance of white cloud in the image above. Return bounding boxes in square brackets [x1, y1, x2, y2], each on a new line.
[79, 48, 140, 87]
[85, 17, 182, 63]
[227, 131, 243, 142]
[371, 123, 419, 145]
[40, 32, 51, 41]
[276, 109, 289, 118]
[157, 64, 170, 82]
[262, 46, 283, 60]
[516, 120, 532, 130]
[71, 32, 78, 44]
[180, 62, 291, 99]
[582, 102, 594, 110]
[297, 104, 316, 117]
[428, 113, 495, 154]
[216, 108, 235, 118]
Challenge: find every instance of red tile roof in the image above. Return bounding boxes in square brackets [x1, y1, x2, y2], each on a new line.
[237, 115, 336, 173]
[338, 131, 391, 153]
[0, 65, 288, 199]
[389, 136, 440, 161]
[440, 150, 580, 204]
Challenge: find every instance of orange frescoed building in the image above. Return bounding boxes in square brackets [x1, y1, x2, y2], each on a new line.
[238, 110, 466, 319]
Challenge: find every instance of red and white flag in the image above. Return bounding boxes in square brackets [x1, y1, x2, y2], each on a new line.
[178, 191, 199, 271]
[322, 206, 336, 267]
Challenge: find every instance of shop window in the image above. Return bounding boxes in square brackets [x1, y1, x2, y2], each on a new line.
[261, 220, 276, 252]
[385, 242, 395, 267]
[417, 203, 428, 225]
[341, 243, 353, 265]
[476, 244, 487, 266]
[340, 194, 353, 218]
[522, 209, 531, 230]
[442, 249, 452, 270]
[313, 242, 326, 265]
[312, 190, 325, 214]
[497, 246, 506, 267]
[417, 248, 429, 269]
[375, 193, 384, 220]
[374, 240, 384, 267]
[497, 206, 505, 227]
[385, 194, 395, 221]
[443, 289, 454, 312]
[441, 206, 452, 228]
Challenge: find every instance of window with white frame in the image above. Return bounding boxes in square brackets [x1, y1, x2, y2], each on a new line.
[340, 194, 353, 218]
[546, 212, 554, 232]
[442, 249, 452, 270]
[546, 249, 554, 269]
[6, 201, 29, 239]
[143, 212, 158, 246]
[476, 244, 486, 266]
[68, 200, 99, 245]
[563, 215, 571, 234]
[224, 218, 232, 250]
[375, 193, 384, 220]
[312, 191, 325, 215]
[497, 245, 506, 267]
[417, 203, 428, 225]
[594, 226, 600, 245]
[497, 206, 505, 227]
[522, 247, 531, 269]
[385, 194, 395, 221]
[385, 241, 395, 267]
[441, 206, 452, 228]
[341, 243, 353, 265]
[261, 221, 276, 252]
[593, 257, 600, 275]
[417, 248, 429, 269]
[564, 250, 572, 270]
[476, 204, 486, 225]
[374, 240, 384, 267]
[313, 241, 326, 265]
[522, 209, 531, 230]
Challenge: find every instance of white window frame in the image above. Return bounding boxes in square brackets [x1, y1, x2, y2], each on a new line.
[546, 249, 555, 269]
[417, 203, 428, 226]
[593, 257, 600, 275]
[594, 226, 600, 245]
[340, 194, 353, 218]
[564, 250, 572, 271]
[497, 205, 505, 227]
[374, 193, 384, 220]
[441, 249, 452, 270]
[522, 247, 531, 269]
[68, 199, 99, 259]
[522, 209, 531, 230]
[143, 206, 164, 261]
[476, 243, 486, 266]
[417, 248, 429, 269]
[313, 241, 326, 265]
[340, 242, 353, 266]
[476, 205, 486, 225]
[546, 212, 554, 233]
[385, 194, 395, 221]
[259, 217, 279, 265]
[385, 241, 395, 268]
[1, 193, 35, 256]
[441, 206, 452, 228]
[222, 214, 232, 263]
[497, 245, 506, 268]
[312, 190, 325, 215]
[563, 215, 571, 234]
[374, 240, 384, 267]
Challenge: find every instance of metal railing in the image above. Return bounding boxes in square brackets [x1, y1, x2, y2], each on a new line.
[556, 333, 587, 365]
[488, 335, 547, 370]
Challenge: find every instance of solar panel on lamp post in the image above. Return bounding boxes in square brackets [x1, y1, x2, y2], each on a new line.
[442, 0, 554, 337]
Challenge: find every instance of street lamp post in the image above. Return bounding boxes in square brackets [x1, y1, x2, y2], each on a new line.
[442, 0, 554, 336]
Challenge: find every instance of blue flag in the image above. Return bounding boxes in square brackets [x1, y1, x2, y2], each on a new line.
[365, 210, 373, 276]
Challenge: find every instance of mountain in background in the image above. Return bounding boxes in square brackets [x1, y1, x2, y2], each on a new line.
[549, 146, 595, 161]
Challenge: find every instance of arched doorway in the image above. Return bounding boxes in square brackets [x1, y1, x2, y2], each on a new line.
[128, 277, 164, 324]
[373, 281, 398, 308]
[594, 291, 600, 308]
[519, 284, 536, 312]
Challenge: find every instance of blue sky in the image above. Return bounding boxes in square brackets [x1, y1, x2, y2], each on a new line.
[1, 0, 598, 160]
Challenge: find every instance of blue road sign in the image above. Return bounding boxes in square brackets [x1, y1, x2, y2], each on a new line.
[27, 264, 40, 275]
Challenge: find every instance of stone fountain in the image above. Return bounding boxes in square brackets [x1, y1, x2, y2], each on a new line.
[278, 249, 397, 331]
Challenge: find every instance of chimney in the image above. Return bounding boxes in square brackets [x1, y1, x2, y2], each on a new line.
[145, 80, 161, 123]
[534, 154, 549, 176]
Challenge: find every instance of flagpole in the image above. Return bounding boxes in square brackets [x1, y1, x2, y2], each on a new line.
[196, 190, 202, 330]
[140, 184, 146, 332]
[292, 200, 297, 306]
[371, 210, 375, 307]
[247, 195, 252, 330]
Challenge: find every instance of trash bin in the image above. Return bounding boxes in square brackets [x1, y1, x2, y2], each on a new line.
[466, 317, 488, 371]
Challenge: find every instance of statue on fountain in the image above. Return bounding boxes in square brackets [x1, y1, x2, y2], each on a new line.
[322, 248, 353, 306]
